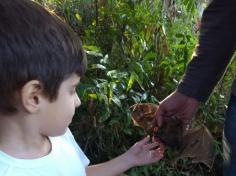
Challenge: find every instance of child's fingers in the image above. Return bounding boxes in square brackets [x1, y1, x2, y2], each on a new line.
[136, 135, 150, 146]
[144, 139, 165, 151]
[150, 149, 164, 160]
[152, 137, 166, 150]
[144, 142, 160, 150]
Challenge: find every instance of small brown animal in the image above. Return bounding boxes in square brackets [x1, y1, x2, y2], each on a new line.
[130, 103, 215, 168]
[131, 103, 184, 149]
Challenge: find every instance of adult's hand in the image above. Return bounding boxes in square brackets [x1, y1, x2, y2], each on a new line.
[156, 91, 199, 130]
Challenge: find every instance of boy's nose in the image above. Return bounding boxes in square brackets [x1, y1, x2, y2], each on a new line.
[74, 94, 81, 108]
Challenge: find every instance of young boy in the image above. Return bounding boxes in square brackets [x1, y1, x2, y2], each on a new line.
[0, 0, 164, 175]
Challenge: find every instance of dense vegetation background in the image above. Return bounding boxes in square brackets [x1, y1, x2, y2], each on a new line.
[37, 0, 236, 175]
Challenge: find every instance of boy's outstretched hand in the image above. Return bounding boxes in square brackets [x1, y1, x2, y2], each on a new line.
[87, 136, 164, 176]
[86, 136, 164, 176]
[124, 136, 165, 167]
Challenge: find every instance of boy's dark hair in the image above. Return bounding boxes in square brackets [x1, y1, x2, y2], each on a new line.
[0, 0, 87, 114]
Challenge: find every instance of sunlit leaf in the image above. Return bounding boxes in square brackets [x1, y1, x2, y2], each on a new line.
[107, 70, 128, 79]
[83, 45, 101, 52]
[85, 50, 103, 57]
[91, 64, 106, 70]
[127, 71, 144, 92]
[88, 93, 97, 100]
[127, 72, 135, 92]
[75, 13, 82, 21]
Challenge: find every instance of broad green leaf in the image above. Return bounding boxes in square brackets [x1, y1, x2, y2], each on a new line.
[100, 54, 109, 64]
[83, 45, 101, 52]
[141, 91, 148, 101]
[132, 71, 144, 90]
[98, 94, 109, 105]
[107, 70, 128, 79]
[111, 95, 121, 107]
[85, 50, 103, 57]
[123, 128, 132, 135]
[91, 64, 106, 70]
[108, 85, 113, 104]
[127, 71, 144, 92]
[127, 72, 135, 91]
[98, 108, 110, 122]
[144, 51, 156, 61]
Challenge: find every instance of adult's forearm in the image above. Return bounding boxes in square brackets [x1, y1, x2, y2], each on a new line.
[178, 0, 236, 102]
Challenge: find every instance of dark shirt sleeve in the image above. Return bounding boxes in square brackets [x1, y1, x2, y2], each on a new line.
[177, 0, 236, 102]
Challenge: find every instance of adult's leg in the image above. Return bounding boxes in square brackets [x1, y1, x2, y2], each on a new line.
[223, 94, 236, 175]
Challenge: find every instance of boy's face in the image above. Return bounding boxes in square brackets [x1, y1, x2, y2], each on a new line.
[38, 74, 81, 136]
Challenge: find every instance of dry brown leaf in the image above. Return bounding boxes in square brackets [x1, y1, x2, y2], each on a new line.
[177, 126, 215, 168]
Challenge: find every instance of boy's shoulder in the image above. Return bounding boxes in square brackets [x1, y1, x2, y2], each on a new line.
[0, 129, 89, 176]
[55, 128, 90, 164]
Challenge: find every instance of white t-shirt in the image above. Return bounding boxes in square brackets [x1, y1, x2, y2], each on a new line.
[0, 129, 90, 176]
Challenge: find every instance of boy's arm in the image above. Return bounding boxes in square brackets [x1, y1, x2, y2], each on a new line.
[86, 136, 164, 176]
[86, 152, 134, 176]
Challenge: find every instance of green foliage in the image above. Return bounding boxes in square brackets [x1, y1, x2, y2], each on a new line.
[37, 0, 234, 175]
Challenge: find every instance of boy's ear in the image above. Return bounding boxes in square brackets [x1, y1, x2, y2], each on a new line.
[21, 80, 43, 113]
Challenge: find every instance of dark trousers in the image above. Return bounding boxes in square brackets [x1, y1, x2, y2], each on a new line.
[224, 95, 236, 175]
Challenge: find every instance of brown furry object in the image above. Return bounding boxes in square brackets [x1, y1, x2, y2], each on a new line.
[131, 103, 215, 168]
